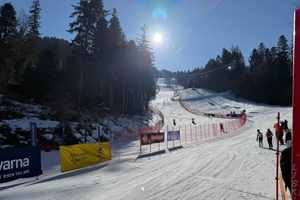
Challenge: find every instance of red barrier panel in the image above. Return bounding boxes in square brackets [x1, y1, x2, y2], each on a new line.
[293, 9, 300, 200]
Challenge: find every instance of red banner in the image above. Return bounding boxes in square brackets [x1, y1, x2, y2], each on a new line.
[293, 9, 300, 200]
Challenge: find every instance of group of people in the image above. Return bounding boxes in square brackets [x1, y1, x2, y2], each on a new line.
[256, 129, 274, 148]
[256, 119, 292, 149]
[256, 119, 292, 195]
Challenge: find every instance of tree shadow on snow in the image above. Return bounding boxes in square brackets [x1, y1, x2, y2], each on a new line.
[134, 150, 166, 162]
[27, 163, 109, 185]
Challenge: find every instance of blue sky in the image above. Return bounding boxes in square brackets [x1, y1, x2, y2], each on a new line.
[2, 0, 296, 72]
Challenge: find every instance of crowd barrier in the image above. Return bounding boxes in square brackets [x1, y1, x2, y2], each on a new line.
[112, 104, 164, 143]
[179, 99, 242, 118]
[140, 115, 247, 154]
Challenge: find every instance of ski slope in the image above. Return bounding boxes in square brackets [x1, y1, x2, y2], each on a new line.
[0, 78, 292, 200]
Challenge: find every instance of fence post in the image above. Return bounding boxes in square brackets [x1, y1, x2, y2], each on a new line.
[167, 125, 169, 149]
[190, 124, 192, 142]
[185, 124, 187, 144]
[172, 125, 174, 147]
[195, 125, 197, 142]
[204, 124, 206, 140]
[139, 127, 141, 154]
[179, 124, 181, 146]
[200, 125, 202, 141]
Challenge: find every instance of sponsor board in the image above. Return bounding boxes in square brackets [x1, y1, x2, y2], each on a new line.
[0, 146, 42, 183]
[60, 142, 111, 173]
[141, 133, 164, 145]
[167, 131, 180, 141]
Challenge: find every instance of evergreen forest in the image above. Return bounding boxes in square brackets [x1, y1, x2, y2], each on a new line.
[0, 0, 293, 126]
[0, 0, 156, 122]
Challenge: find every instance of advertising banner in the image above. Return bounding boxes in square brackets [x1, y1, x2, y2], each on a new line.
[0, 146, 43, 183]
[60, 142, 111, 173]
[30, 122, 37, 146]
[141, 133, 164, 145]
[167, 131, 180, 141]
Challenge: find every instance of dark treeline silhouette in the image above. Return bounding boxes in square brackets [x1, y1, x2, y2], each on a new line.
[174, 38, 293, 106]
[0, 0, 156, 121]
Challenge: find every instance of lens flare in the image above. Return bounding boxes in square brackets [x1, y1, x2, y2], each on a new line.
[154, 33, 162, 42]
[152, 5, 168, 24]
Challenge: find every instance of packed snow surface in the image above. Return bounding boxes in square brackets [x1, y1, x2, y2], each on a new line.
[0, 78, 292, 200]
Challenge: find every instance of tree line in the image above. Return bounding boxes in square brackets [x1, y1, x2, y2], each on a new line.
[174, 35, 293, 106]
[0, 0, 156, 121]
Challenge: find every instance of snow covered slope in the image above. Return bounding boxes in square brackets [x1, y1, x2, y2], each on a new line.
[0, 78, 292, 200]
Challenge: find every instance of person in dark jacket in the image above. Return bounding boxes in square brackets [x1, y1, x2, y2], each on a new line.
[280, 146, 291, 195]
[265, 129, 273, 148]
[285, 129, 292, 147]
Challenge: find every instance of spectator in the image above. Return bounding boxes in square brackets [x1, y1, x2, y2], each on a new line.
[285, 129, 292, 147]
[265, 129, 273, 149]
[256, 129, 263, 147]
[280, 146, 292, 195]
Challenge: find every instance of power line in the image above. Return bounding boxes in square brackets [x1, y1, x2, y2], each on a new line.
[170, 0, 205, 50]
[172, 0, 226, 57]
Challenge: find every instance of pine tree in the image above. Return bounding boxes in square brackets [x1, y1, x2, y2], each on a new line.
[107, 7, 126, 115]
[28, 0, 41, 67]
[136, 24, 155, 113]
[68, 0, 97, 110]
[0, 3, 18, 91]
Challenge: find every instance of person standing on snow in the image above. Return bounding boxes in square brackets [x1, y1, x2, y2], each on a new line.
[256, 129, 263, 147]
[285, 129, 292, 147]
[265, 129, 273, 148]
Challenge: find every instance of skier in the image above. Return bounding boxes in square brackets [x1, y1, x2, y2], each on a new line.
[285, 129, 292, 147]
[173, 119, 176, 126]
[280, 146, 292, 195]
[192, 118, 196, 125]
[256, 129, 263, 147]
[265, 129, 273, 148]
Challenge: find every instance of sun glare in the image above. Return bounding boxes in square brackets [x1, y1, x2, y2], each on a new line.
[154, 33, 162, 43]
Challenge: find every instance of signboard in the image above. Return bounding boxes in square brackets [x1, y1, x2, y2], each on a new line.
[141, 133, 164, 145]
[60, 142, 111, 173]
[0, 146, 43, 183]
[30, 122, 37, 146]
[167, 131, 180, 141]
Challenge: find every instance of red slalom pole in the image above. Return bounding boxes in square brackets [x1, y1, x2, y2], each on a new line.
[276, 113, 280, 200]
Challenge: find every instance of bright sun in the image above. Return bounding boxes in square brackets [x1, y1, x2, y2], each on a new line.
[154, 33, 162, 43]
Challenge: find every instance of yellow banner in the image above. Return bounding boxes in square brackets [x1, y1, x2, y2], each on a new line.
[60, 142, 111, 173]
